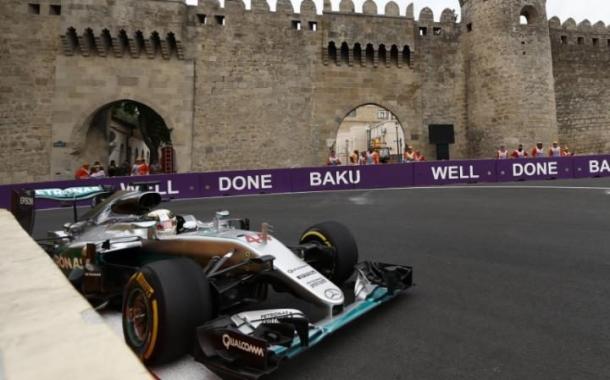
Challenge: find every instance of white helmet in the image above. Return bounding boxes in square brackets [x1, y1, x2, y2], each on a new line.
[147, 209, 177, 236]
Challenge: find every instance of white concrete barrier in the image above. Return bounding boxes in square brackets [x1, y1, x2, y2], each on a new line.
[0, 209, 151, 380]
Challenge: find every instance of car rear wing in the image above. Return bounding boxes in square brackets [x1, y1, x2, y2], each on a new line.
[10, 185, 113, 235]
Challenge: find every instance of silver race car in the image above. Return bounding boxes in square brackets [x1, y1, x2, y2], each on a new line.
[11, 184, 413, 379]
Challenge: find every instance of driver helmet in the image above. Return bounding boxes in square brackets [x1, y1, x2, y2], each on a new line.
[147, 209, 177, 236]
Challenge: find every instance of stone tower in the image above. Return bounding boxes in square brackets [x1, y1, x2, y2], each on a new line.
[461, 0, 558, 156]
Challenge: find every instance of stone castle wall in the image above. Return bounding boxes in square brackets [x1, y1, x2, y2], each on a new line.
[549, 17, 610, 154]
[0, 0, 609, 184]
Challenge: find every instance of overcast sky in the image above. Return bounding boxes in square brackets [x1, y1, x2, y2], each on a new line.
[185, 0, 610, 23]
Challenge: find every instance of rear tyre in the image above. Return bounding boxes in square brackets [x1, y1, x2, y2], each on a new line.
[122, 258, 214, 364]
[299, 221, 359, 285]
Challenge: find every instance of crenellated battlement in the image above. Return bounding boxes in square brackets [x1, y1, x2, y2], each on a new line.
[60, 28, 185, 60]
[548, 16, 610, 57]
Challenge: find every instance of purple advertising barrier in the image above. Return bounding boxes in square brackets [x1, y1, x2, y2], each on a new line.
[0, 173, 204, 210]
[496, 157, 573, 182]
[198, 168, 293, 197]
[413, 159, 497, 186]
[572, 155, 610, 178]
[356, 163, 414, 189]
[290, 165, 364, 192]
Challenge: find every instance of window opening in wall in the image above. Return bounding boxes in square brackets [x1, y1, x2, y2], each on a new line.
[135, 31, 145, 53]
[84, 28, 95, 51]
[577, 36, 584, 45]
[377, 110, 388, 120]
[215, 15, 225, 25]
[608, 39, 610, 48]
[560, 35, 567, 44]
[118, 30, 129, 53]
[402, 45, 411, 66]
[67, 27, 79, 51]
[151, 32, 162, 55]
[28, 3, 40, 15]
[328, 41, 337, 63]
[309, 21, 317, 31]
[365, 44, 374, 65]
[519, 6, 538, 25]
[390, 45, 398, 66]
[592, 38, 599, 46]
[433, 27, 442, 36]
[50, 4, 61, 15]
[466, 23, 472, 32]
[378, 44, 387, 64]
[167, 32, 178, 57]
[101, 29, 112, 53]
[197, 14, 207, 24]
[353, 43, 362, 65]
[419, 27, 427, 36]
[340, 42, 349, 64]
[292, 20, 301, 30]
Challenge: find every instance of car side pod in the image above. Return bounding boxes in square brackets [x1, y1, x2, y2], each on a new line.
[194, 261, 413, 379]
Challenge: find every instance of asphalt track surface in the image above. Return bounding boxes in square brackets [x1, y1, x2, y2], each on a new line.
[34, 178, 610, 380]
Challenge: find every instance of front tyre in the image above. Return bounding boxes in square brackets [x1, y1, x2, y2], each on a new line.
[299, 221, 359, 285]
[122, 258, 214, 364]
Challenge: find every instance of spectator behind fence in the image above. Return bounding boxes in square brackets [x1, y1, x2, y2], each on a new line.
[327, 150, 341, 166]
[549, 141, 561, 157]
[131, 159, 142, 176]
[403, 146, 415, 162]
[349, 150, 359, 165]
[108, 160, 119, 177]
[74, 163, 90, 179]
[90, 166, 106, 178]
[531, 142, 545, 158]
[511, 144, 528, 158]
[138, 160, 150, 175]
[562, 146, 573, 157]
[358, 151, 367, 165]
[496, 145, 508, 159]
[371, 149, 380, 165]
[414, 150, 425, 161]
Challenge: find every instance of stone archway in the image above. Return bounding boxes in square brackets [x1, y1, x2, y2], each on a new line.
[334, 104, 407, 164]
[70, 99, 172, 175]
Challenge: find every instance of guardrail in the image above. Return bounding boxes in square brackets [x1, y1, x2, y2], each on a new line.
[1, 155, 610, 210]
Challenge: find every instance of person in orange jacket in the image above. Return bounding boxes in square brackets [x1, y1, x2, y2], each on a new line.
[511, 144, 528, 159]
[531, 142, 545, 158]
[74, 163, 90, 179]
[414, 150, 425, 161]
[138, 160, 150, 175]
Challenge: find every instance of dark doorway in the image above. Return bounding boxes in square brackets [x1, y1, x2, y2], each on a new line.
[429, 124, 454, 160]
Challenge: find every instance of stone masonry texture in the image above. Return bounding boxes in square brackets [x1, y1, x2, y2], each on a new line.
[0, 0, 608, 183]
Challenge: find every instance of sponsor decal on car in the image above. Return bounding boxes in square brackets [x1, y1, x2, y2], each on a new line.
[287, 264, 310, 273]
[242, 233, 273, 244]
[306, 278, 327, 288]
[324, 288, 342, 300]
[53, 255, 83, 270]
[222, 334, 265, 357]
[259, 310, 295, 322]
[296, 270, 316, 279]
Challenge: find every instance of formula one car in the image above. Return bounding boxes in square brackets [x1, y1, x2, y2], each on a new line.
[10, 184, 413, 379]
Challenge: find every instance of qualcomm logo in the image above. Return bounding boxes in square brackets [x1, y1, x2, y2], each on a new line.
[222, 334, 265, 357]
